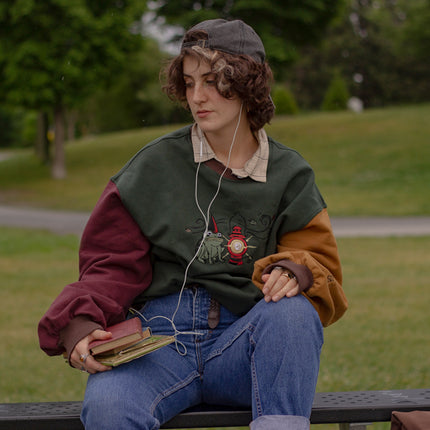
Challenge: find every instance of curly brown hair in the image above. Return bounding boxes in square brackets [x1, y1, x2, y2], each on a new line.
[162, 30, 274, 132]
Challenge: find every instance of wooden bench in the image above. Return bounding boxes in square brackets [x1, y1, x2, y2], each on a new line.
[0, 389, 429, 429]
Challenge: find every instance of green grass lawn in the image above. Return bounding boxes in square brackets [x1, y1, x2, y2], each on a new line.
[1, 227, 429, 430]
[268, 104, 430, 215]
[1, 104, 429, 215]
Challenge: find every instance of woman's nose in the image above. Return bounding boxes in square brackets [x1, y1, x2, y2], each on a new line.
[192, 83, 207, 104]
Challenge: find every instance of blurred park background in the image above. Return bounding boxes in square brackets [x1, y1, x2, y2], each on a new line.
[0, 1, 429, 429]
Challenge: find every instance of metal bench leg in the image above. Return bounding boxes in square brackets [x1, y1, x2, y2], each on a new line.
[339, 423, 373, 430]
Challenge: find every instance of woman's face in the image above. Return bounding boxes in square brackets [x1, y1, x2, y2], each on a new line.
[183, 55, 245, 140]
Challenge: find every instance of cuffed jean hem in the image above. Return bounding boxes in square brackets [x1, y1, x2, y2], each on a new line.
[250, 414, 310, 430]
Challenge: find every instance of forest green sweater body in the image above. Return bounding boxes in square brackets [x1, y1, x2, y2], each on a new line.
[112, 125, 325, 315]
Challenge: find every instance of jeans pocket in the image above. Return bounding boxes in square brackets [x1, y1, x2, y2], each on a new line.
[206, 321, 254, 362]
[135, 293, 194, 334]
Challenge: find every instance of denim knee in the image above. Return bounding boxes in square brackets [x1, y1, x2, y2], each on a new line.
[253, 295, 323, 340]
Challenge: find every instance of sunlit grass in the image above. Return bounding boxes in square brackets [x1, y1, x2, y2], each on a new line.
[1, 104, 429, 215]
[0, 228, 86, 402]
[268, 105, 430, 215]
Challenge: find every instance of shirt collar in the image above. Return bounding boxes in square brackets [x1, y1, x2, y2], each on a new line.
[191, 124, 269, 183]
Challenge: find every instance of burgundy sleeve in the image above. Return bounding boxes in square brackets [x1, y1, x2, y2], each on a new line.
[38, 180, 153, 356]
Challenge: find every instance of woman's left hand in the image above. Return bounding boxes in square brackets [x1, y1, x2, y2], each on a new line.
[261, 267, 300, 302]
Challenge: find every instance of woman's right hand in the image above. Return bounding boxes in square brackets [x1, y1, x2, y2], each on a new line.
[70, 329, 113, 374]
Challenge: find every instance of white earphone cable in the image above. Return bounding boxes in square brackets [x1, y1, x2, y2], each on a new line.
[134, 104, 244, 355]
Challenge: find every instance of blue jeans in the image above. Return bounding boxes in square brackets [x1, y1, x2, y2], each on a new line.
[81, 287, 323, 429]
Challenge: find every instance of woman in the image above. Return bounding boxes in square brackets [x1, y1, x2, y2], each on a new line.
[38, 19, 347, 430]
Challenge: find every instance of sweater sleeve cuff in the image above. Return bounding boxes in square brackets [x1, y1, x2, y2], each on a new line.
[59, 316, 103, 364]
[263, 259, 314, 292]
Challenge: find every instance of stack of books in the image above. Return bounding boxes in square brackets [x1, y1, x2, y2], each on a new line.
[89, 317, 175, 367]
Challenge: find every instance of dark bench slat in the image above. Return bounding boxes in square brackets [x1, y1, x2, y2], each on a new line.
[0, 389, 429, 430]
[0, 401, 83, 430]
[163, 405, 251, 428]
[309, 389, 430, 424]
[164, 389, 430, 427]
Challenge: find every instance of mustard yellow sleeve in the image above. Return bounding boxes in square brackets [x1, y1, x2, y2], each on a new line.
[252, 208, 348, 326]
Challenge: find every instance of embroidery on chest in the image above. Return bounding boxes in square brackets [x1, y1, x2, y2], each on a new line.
[186, 213, 272, 265]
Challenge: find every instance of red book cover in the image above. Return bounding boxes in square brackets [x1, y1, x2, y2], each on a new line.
[89, 317, 150, 355]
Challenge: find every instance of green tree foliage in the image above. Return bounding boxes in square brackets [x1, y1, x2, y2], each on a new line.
[0, 107, 19, 148]
[0, 107, 38, 148]
[154, 0, 344, 75]
[285, 0, 430, 109]
[402, 0, 430, 61]
[80, 39, 190, 133]
[272, 86, 299, 115]
[0, 0, 147, 178]
[321, 72, 350, 111]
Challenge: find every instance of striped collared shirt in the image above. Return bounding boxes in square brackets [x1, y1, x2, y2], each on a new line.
[191, 124, 269, 183]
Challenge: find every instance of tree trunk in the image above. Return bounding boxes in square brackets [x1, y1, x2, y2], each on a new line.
[66, 109, 77, 142]
[36, 111, 50, 164]
[51, 105, 67, 179]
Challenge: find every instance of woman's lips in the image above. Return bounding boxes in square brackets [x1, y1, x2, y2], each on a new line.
[196, 110, 211, 118]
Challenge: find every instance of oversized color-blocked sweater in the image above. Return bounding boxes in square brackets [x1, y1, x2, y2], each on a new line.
[38, 125, 348, 358]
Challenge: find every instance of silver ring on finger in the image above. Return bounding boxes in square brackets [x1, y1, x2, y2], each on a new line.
[79, 353, 89, 363]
